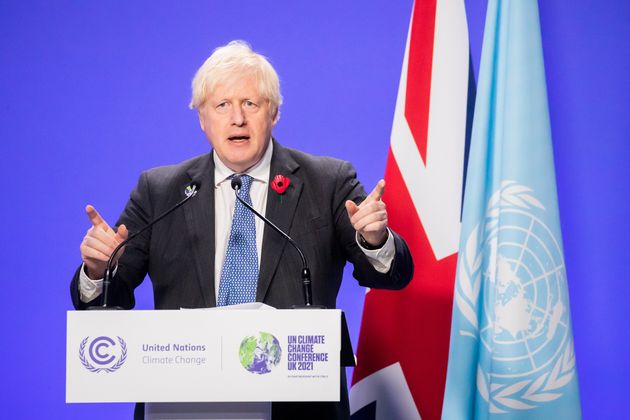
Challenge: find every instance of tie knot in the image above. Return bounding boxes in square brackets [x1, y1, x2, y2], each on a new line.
[234, 174, 253, 193]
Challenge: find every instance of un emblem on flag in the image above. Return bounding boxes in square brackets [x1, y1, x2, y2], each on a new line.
[455, 181, 576, 413]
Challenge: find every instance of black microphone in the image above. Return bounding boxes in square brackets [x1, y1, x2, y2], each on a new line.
[231, 174, 322, 308]
[89, 181, 202, 310]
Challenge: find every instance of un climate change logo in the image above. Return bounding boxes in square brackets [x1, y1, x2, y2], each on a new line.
[239, 332, 282, 374]
[455, 181, 576, 413]
[79, 336, 127, 373]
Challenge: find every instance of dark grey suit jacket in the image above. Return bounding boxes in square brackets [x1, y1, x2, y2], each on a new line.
[71, 140, 414, 419]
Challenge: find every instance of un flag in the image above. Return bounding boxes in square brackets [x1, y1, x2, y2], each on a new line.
[442, 0, 582, 418]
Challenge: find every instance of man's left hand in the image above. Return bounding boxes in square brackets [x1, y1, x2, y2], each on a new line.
[345, 179, 388, 248]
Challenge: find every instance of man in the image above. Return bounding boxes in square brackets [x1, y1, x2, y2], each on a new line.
[71, 41, 413, 419]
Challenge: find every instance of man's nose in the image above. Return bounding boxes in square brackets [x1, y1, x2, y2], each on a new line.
[230, 106, 246, 126]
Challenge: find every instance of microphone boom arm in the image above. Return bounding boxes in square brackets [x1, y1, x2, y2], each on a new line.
[233, 180, 315, 307]
[99, 184, 200, 309]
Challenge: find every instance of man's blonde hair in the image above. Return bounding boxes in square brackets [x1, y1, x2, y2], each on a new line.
[189, 40, 282, 118]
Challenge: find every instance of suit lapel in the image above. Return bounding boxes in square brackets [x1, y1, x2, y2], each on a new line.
[257, 142, 302, 302]
[185, 154, 216, 307]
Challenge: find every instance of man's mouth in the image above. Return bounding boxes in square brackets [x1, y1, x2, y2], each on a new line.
[228, 135, 250, 141]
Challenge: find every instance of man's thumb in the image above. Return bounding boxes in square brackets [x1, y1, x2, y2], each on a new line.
[116, 224, 129, 242]
[345, 200, 359, 217]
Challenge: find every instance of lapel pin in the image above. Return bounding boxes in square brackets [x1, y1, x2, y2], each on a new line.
[271, 174, 291, 203]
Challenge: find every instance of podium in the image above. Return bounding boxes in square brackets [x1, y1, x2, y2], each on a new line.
[66, 307, 347, 418]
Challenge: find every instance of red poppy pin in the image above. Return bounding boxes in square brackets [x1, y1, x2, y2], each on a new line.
[271, 174, 291, 199]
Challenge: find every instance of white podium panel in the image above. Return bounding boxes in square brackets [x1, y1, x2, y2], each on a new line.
[66, 309, 341, 403]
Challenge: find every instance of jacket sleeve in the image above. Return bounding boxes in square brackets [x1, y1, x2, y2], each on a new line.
[332, 160, 414, 290]
[69, 171, 154, 310]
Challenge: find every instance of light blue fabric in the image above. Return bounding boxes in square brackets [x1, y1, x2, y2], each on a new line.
[442, 1, 581, 418]
[217, 175, 259, 306]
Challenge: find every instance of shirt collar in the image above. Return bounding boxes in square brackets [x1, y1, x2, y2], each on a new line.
[213, 140, 274, 187]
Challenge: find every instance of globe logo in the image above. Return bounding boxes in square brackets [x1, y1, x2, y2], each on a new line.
[239, 332, 282, 374]
[455, 181, 576, 412]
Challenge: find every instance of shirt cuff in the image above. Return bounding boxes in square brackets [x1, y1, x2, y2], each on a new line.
[78, 263, 109, 303]
[356, 229, 395, 273]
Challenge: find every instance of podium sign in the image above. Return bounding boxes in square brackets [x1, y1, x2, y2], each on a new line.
[66, 309, 341, 403]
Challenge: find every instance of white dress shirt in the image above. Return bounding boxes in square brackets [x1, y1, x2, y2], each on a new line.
[79, 141, 394, 303]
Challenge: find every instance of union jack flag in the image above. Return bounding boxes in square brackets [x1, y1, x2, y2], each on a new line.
[350, 1, 474, 418]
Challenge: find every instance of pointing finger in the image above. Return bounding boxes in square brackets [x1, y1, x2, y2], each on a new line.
[85, 205, 110, 231]
[364, 179, 385, 204]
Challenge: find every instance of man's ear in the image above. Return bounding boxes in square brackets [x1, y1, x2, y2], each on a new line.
[198, 110, 205, 131]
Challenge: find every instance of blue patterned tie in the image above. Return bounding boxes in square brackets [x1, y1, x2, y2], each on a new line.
[217, 175, 259, 306]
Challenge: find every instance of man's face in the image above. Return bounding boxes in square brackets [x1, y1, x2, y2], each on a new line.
[198, 74, 277, 173]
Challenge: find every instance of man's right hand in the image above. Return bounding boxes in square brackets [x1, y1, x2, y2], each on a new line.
[80, 205, 128, 280]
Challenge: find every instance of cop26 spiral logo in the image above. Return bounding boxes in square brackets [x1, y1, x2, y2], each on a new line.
[79, 336, 127, 373]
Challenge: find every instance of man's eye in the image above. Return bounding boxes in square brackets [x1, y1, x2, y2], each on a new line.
[244, 100, 257, 108]
[215, 102, 230, 113]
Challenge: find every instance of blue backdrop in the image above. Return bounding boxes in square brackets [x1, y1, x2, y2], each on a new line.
[0, 1, 627, 418]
